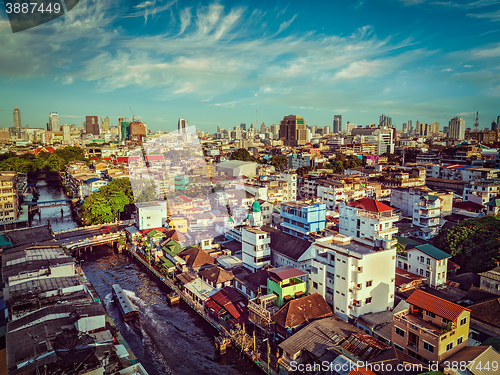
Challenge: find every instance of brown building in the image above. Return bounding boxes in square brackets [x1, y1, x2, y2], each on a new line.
[279, 115, 307, 147]
[85, 115, 99, 135]
[129, 121, 146, 141]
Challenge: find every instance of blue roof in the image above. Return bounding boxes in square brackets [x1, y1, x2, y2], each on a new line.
[84, 177, 102, 183]
[457, 166, 473, 170]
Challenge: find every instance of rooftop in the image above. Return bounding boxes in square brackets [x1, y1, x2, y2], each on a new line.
[348, 198, 394, 213]
[407, 243, 451, 261]
[406, 289, 470, 322]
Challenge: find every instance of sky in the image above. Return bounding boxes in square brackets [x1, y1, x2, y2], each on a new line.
[1, 0, 500, 133]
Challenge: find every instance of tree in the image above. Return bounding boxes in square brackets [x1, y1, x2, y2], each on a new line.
[43, 154, 65, 171]
[433, 215, 500, 273]
[296, 166, 314, 176]
[230, 148, 254, 162]
[130, 178, 157, 203]
[381, 152, 400, 165]
[81, 188, 129, 225]
[271, 155, 288, 172]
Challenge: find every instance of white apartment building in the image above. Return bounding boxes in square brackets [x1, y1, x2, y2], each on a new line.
[396, 244, 450, 288]
[339, 198, 398, 249]
[449, 117, 465, 140]
[317, 179, 368, 211]
[135, 201, 168, 230]
[391, 187, 453, 217]
[309, 235, 396, 321]
[478, 266, 500, 295]
[241, 227, 271, 272]
[412, 195, 442, 240]
[277, 172, 297, 201]
[463, 180, 500, 205]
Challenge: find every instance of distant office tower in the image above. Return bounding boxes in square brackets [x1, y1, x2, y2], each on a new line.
[449, 117, 466, 140]
[178, 118, 188, 133]
[402, 123, 407, 135]
[271, 124, 280, 138]
[240, 123, 246, 131]
[333, 115, 342, 133]
[13, 106, 21, 129]
[408, 120, 413, 134]
[48, 112, 60, 132]
[250, 124, 256, 131]
[419, 123, 429, 137]
[346, 122, 356, 135]
[430, 122, 440, 135]
[85, 116, 99, 135]
[324, 126, 330, 135]
[102, 116, 110, 132]
[231, 127, 242, 140]
[260, 122, 267, 134]
[380, 114, 392, 127]
[279, 115, 307, 147]
[496, 116, 500, 131]
[62, 124, 71, 144]
[129, 121, 147, 141]
[443, 126, 449, 134]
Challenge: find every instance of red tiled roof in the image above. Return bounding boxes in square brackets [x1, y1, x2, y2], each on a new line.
[178, 195, 192, 203]
[145, 154, 164, 161]
[406, 289, 470, 322]
[453, 201, 486, 211]
[348, 198, 394, 212]
[272, 293, 333, 328]
[116, 156, 140, 163]
[447, 260, 460, 272]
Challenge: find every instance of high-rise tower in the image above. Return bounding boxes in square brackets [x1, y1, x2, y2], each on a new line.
[333, 115, 342, 133]
[449, 117, 465, 140]
[178, 118, 188, 133]
[48, 112, 60, 132]
[13, 107, 21, 130]
[279, 115, 307, 147]
[85, 116, 99, 135]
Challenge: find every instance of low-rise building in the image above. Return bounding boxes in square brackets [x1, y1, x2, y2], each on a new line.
[392, 290, 471, 364]
[135, 201, 168, 230]
[478, 266, 500, 295]
[396, 243, 450, 288]
[267, 266, 307, 307]
[412, 195, 442, 239]
[280, 201, 327, 239]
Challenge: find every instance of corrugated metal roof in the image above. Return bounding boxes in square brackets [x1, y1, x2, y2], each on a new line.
[406, 290, 470, 322]
[268, 265, 306, 282]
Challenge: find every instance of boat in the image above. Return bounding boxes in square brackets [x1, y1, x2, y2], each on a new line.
[166, 291, 180, 305]
[111, 284, 139, 321]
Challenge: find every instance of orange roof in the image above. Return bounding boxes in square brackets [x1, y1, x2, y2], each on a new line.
[406, 290, 470, 322]
[347, 198, 394, 212]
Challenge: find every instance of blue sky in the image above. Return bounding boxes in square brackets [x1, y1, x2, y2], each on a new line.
[1, 0, 500, 133]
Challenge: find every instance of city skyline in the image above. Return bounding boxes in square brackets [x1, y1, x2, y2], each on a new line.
[1, 0, 500, 132]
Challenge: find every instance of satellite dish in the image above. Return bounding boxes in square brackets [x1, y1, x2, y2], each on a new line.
[53, 331, 96, 364]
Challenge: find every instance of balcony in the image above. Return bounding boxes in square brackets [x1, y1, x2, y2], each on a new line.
[394, 311, 455, 341]
[408, 342, 419, 352]
[419, 211, 441, 219]
[356, 210, 397, 222]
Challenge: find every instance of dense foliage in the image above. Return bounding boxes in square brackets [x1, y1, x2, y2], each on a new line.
[81, 178, 137, 225]
[0, 146, 88, 173]
[433, 215, 500, 273]
[230, 148, 258, 162]
[270, 154, 288, 172]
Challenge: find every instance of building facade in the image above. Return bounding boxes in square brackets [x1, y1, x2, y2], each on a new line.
[279, 115, 307, 147]
[280, 201, 327, 239]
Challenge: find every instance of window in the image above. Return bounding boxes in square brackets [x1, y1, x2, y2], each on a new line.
[426, 258, 431, 265]
[426, 271, 430, 278]
[365, 297, 372, 304]
[146, 216, 151, 219]
[395, 327, 405, 337]
[442, 317, 451, 324]
[311, 266, 318, 274]
[366, 280, 373, 287]
[419, 269, 424, 276]
[426, 311, 436, 318]
[394, 344, 405, 352]
[398, 261, 402, 268]
[457, 336, 463, 345]
[341, 293, 345, 296]
[312, 282, 318, 289]
[423, 341, 435, 353]
[446, 342, 453, 351]
[460, 317, 467, 326]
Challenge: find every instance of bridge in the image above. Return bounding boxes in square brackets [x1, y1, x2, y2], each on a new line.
[54, 220, 135, 254]
[27, 198, 78, 213]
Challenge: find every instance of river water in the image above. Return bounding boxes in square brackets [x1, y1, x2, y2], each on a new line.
[33, 178, 261, 375]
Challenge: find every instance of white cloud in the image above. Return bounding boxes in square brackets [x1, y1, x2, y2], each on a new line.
[471, 43, 500, 58]
[467, 9, 500, 22]
[442, 68, 453, 72]
[178, 8, 192, 35]
[271, 14, 297, 37]
[334, 59, 383, 79]
[214, 101, 239, 107]
[63, 77, 74, 84]
[201, 97, 212, 101]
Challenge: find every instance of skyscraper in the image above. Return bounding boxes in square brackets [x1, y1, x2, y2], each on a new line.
[279, 115, 307, 147]
[178, 118, 188, 133]
[430, 122, 440, 135]
[323, 126, 330, 135]
[102, 116, 110, 132]
[85, 116, 99, 135]
[449, 117, 465, 140]
[62, 124, 71, 144]
[380, 114, 392, 128]
[402, 123, 407, 135]
[240, 123, 246, 131]
[13, 107, 21, 130]
[408, 120, 413, 135]
[333, 115, 342, 133]
[260, 122, 267, 134]
[48, 112, 60, 132]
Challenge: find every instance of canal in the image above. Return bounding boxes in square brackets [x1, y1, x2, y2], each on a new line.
[33, 177, 261, 375]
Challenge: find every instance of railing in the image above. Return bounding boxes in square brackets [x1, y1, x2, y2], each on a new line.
[394, 312, 440, 340]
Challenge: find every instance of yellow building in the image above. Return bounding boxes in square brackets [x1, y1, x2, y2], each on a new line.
[392, 289, 471, 364]
[0, 171, 18, 222]
[168, 215, 188, 233]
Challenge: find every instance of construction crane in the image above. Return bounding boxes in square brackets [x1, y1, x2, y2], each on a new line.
[129, 105, 135, 122]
